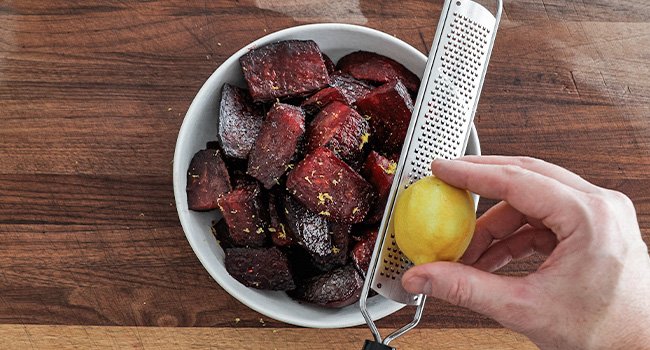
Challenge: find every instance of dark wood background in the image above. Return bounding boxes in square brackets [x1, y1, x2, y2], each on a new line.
[1, 0, 648, 336]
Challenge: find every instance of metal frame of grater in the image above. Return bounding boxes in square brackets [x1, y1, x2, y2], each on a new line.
[359, 0, 502, 348]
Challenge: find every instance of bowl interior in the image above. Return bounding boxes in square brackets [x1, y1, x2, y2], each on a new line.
[173, 23, 481, 328]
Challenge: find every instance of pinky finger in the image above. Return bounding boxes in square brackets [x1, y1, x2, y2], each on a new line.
[472, 225, 559, 272]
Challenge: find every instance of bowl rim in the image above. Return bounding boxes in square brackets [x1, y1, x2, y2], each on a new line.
[173, 22, 481, 328]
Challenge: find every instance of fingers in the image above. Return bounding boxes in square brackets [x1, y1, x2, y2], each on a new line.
[459, 156, 599, 193]
[463, 201, 547, 265]
[431, 159, 589, 240]
[402, 262, 529, 323]
[472, 226, 559, 272]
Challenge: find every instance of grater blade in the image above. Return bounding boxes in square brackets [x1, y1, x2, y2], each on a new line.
[359, 0, 502, 346]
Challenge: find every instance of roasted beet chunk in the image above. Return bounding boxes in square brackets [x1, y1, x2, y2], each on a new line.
[290, 265, 363, 308]
[362, 151, 397, 223]
[212, 219, 233, 248]
[307, 101, 370, 164]
[316, 223, 351, 270]
[225, 247, 295, 290]
[247, 103, 305, 189]
[337, 51, 421, 93]
[286, 147, 376, 223]
[217, 183, 268, 247]
[282, 194, 331, 262]
[218, 84, 264, 159]
[322, 54, 336, 75]
[355, 80, 414, 154]
[301, 87, 347, 116]
[240, 40, 330, 102]
[330, 73, 373, 105]
[351, 228, 378, 276]
[268, 191, 294, 247]
[186, 148, 232, 211]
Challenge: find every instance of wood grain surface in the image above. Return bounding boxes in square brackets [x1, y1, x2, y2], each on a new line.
[1, 0, 649, 348]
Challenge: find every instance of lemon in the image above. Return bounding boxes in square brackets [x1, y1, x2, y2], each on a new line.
[393, 176, 476, 265]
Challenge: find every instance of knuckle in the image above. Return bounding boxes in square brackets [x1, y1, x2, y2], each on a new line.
[502, 164, 526, 178]
[516, 156, 543, 168]
[445, 278, 473, 308]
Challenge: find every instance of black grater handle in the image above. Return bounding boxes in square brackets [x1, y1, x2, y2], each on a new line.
[362, 340, 395, 350]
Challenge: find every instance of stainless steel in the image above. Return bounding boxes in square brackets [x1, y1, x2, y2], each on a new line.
[359, 0, 502, 345]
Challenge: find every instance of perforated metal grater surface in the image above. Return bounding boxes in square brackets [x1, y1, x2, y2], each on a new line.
[359, 0, 502, 348]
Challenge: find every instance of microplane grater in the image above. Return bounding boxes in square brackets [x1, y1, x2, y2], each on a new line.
[359, 0, 502, 348]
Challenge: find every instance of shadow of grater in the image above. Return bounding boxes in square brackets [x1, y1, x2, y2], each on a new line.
[359, 0, 503, 349]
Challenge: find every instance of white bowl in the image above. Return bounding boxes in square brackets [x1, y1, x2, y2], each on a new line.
[173, 23, 481, 328]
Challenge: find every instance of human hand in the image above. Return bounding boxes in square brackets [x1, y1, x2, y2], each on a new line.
[401, 156, 650, 349]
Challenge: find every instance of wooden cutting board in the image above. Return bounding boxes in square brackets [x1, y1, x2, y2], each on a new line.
[0, 0, 648, 348]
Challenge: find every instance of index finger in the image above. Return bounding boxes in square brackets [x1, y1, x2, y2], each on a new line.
[431, 159, 589, 240]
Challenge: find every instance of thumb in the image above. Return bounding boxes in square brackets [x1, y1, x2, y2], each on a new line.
[402, 262, 528, 321]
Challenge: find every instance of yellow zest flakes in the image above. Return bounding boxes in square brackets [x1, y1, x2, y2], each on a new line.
[256, 227, 265, 234]
[278, 223, 287, 239]
[359, 132, 370, 149]
[271, 85, 280, 90]
[274, 178, 280, 185]
[285, 163, 295, 170]
[190, 174, 200, 179]
[243, 228, 251, 233]
[331, 246, 341, 254]
[304, 176, 312, 185]
[384, 161, 397, 175]
[352, 207, 360, 214]
[268, 227, 277, 233]
[332, 179, 339, 185]
[234, 317, 241, 323]
[284, 208, 289, 215]
[213, 150, 219, 157]
[319, 211, 331, 216]
[230, 209, 238, 214]
[317, 192, 333, 205]
[363, 114, 372, 120]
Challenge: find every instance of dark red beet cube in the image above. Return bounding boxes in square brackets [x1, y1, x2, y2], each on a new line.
[362, 151, 397, 224]
[217, 183, 268, 247]
[186, 148, 232, 211]
[337, 51, 421, 93]
[300, 87, 347, 116]
[351, 228, 378, 276]
[282, 194, 332, 263]
[225, 247, 295, 290]
[322, 54, 336, 75]
[314, 223, 350, 270]
[330, 73, 373, 105]
[268, 191, 294, 247]
[355, 80, 414, 154]
[307, 101, 370, 164]
[286, 147, 376, 223]
[247, 103, 305, 189]
[218, 84, 265, 159]
[212, 219, 233, 248]
[240, 40, 330, 102]
[290, 265, 363, 308]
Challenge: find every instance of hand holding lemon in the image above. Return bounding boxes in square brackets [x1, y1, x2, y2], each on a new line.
[393, 176, 476, 265]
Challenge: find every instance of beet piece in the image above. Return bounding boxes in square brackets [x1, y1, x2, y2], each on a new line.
[355, 80, 414, 154]
[286, 246, 324, 282]
[247, 103, 306, 189]
[186, 148, 232, 211]
[330, 73, 374, 104]
[322, 54, 336, 75]
[337, 51, 421, 92]
[217, 183, 268, 247]
[225, 247, 295, 290]
[286, 147, 376, 223]
[218, 84, 264, 159]
[362, 151, 397, 224]
[290, 265, 363, 308]
[307, 101, 370, 164]
[212, 219, 233, 248]
[268, 190, 294, 247]
[351, 228, 378, 276]
[300, 87, 348, 116]
[312, 223, 350, 270]
[240, 40, 330, 102]
[282, 194, 331, 262]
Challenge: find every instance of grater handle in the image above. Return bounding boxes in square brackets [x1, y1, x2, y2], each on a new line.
[361, 340, 396, 350]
